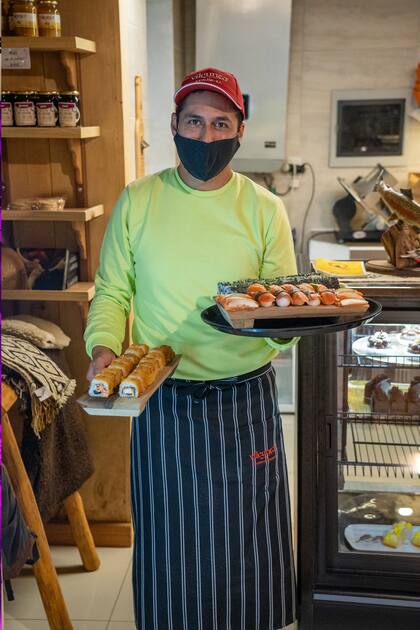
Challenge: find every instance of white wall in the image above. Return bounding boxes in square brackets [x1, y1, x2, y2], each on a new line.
[146, 0, 177, 173]
[252, 0, 420, 240]
[119, 0, 150, 183]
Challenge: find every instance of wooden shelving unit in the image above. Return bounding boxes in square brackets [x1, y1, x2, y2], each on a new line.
[3, 206, 104, 258]
[3, 282, 95, 303]
[3, 36, 96, 53]
[2, 205, 104, 222]
[3, 127, 101, 139]
[2, 1, 133, 545]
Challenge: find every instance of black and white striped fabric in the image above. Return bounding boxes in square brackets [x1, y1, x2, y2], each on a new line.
[130, 365, 296, 630]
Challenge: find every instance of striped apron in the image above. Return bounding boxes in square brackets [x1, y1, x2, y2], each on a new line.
[130, 363, 296, 630]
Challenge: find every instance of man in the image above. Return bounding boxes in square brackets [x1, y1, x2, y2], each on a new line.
[85, 67, 297, 630]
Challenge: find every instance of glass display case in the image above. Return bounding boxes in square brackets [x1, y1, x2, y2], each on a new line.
[297, 295, 420, 630]
[337, 322, 420, 554]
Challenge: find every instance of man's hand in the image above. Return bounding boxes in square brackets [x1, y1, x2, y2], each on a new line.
[86, 346, 116, 382]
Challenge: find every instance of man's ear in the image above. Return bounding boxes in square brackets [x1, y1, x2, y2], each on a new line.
[238, 121, 245, 139]
[170, 112, 178, 137]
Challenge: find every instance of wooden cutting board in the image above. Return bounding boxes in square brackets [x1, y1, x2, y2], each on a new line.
[217, 302, 369, 329]
[365, 260, 420, 276]
[77, 355, 181, 417]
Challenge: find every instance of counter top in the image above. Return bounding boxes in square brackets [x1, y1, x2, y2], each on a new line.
[344, 273, 420, 300]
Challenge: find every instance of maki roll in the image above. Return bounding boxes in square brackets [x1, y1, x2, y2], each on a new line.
[119, 375, 147, 398]
[124, 343, 149, 359]
[89, 369, 118, 398]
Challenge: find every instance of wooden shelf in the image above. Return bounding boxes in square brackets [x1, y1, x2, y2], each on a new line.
[3, 282, 95, 302]
[3, 36, 96, 54]
[3, 127, 100, 139]
[2, 205, 104, 222]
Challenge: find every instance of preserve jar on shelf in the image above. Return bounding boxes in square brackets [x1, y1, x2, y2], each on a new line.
[7, 0, 15, 35]
[1, 92, 15, 126]
[14, 91, 38, 126]
[58, 91, 81, 127]
[37, 0, 61, 37]
[12, 0, 38, 36]
[2, 1, 9, 35]
[36, 91, 59, 126]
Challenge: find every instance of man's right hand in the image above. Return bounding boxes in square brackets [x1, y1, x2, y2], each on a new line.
[86, 346, 116, 382]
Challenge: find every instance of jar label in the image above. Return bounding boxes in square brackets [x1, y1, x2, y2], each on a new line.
[1, 102, 14, 126]
[15, 102, 36, 126]
[58, 102, 80, 127]
[13, 12, 37, 28]
[38, 13, 61, 29]
[36, 102, 57, 126]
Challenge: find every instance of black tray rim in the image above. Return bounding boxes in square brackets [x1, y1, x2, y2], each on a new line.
[200, 299, 382, 338]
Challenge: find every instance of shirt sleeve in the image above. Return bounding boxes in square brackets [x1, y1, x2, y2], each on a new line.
[260, 196, 300, 352]
[84, 187, 135, 358]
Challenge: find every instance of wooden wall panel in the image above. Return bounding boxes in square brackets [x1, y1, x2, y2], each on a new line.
[3, 0, 132, 529]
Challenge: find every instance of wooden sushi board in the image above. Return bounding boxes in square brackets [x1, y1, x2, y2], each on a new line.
[365, 260, 420, 276]
[217, 302, 369, 329]
[77, 355, 181, 417]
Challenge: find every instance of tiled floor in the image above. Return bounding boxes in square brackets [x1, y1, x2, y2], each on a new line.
[4, 415, 298, 630]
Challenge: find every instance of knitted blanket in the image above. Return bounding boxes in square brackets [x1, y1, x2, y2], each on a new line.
[2, 334, 76, 436]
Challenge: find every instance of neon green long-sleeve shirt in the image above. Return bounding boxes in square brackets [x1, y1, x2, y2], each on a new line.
[84, 167, 298, 380]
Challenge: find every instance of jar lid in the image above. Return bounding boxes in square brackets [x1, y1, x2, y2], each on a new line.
[2, 91, 13, 95]
[61, 90, 80, 95]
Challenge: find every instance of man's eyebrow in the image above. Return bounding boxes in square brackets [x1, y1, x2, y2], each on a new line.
[183, 113, 233, 122]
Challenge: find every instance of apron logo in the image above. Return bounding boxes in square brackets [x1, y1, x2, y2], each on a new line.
[249, 445, 277, 465]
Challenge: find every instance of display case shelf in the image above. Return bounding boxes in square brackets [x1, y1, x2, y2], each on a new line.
[3, 127, 100, 139]
[3, 282, 95, 302]
[339, 354, 420, 369]
[3, 36, 96, 54]
[339, 414, 420, 480]
[2, 206, 104, 222]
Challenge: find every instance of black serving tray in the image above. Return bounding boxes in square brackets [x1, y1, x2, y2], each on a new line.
[201, 299, 382, 338]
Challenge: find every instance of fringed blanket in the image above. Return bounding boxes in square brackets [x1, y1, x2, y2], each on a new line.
[2, 334, 76, 436]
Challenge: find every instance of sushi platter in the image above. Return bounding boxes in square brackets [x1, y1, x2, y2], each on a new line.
[78, 354, 181, 417]
[203, 274, 381, 336]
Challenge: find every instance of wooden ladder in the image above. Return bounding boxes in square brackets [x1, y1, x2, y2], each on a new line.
[2, 382, 101, 629]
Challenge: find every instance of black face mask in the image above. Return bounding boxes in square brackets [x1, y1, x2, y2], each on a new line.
[174, 133, 240, 182]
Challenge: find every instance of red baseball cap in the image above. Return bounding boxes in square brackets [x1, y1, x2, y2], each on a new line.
[174, 67, 245, 118]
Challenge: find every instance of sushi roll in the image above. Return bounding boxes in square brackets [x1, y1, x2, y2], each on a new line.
[140, 356, 161, 371]
[275, 291, 291, 307]
[89, 370, 118, 398]
[147, 350, 166, 368]
[108, 360, 131, 378]
[119, 375, 147, 398]
[124, 343, 149, 359]
[257, 292, 276, 307]
[132, 365, 156, 386]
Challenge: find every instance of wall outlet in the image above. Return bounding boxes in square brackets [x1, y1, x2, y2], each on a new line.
[287, 163, 306, 174]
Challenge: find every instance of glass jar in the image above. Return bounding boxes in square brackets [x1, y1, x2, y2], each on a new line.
[13, 0, 38, 36]
[2, 1, 10, 35]
[58, 91, 81, 127]
[37, 0, 61, 37]
[8, 0, 15, 34]
[36, 91, 59, 126]
[1, 92, 15, 127]
[14, 91, 38, 126]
